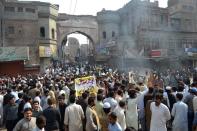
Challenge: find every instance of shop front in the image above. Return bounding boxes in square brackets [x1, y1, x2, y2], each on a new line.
[0, 47, 39, 76]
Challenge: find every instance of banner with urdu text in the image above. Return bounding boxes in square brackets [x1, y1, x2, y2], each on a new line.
[75, 76, 97, 96]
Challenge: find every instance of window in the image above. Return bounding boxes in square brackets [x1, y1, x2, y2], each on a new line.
[103, 31, 106, 39]
[176, 40, 182, 48]
[154, 39, 160, 49]
[183, 5, 187, 9]
[40, 27, 45, 37]
[188, 6, 194, 11]
[52, 29, 55, 39]
[26, 8, 35, 13]
[182, 5, 194, 11]
[185, 19, 192, 30]
[171, 18, 181, 30]
[161, 15, 164, 24]
[112, 31, 115, 37]
[169, 39, 176, 49]
[8, 26, 15, 34]
[5, 6, 15, 12]
[18, 7, 23, 12]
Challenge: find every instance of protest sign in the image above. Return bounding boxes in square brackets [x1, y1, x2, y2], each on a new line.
[75, 76, 97, 96]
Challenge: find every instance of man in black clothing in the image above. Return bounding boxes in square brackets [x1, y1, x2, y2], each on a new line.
[3, 89, 11, 106]
[4, 95, 18, 131]
[17, 94, 29, 121]
[57, 95, 67, 131]
[76, 92, 88, 114]
[43, 98, 61, 131]
[165, 86, 176, 112]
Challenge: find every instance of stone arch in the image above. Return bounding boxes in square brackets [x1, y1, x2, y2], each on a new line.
[58, 30, 96, 62]
[60, 30, 95, 47]
[56, 14, 98, 62]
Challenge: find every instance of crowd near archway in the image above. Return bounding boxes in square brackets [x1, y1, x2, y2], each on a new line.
[60, 31, 94, 64]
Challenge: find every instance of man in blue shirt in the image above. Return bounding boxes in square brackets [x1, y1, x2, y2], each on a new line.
[108, 112, 122, 131]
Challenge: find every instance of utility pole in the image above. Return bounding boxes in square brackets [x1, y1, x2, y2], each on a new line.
[0, 3, 3, 47]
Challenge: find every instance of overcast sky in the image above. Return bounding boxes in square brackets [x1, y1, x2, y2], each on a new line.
[20, 0, 168, 15]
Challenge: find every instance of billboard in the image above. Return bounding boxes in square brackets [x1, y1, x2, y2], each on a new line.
[0, 47, 29, 61]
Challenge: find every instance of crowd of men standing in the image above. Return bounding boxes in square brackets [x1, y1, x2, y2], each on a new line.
[0, 64, 197, 131]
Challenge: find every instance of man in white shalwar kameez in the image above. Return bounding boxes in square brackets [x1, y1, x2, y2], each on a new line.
[114, 100, 126, 130]
[64, 95, 85, 131]
[171, 93, 188, 131]
[150, 94, 171, 131]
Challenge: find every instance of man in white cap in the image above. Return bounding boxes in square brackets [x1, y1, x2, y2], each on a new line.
[103, 91, 117, 111]
[100, 102, 111, 131]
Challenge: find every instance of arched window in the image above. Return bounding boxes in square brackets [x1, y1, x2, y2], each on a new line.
[52, 28, 55, 39]
[103, 31, 106, 39]
[112, 31, 115, 37]
[40, 27, 45, 37]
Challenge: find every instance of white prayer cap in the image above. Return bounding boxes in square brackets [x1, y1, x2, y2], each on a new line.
[166, 86, 172, 90]
[103, 102, 111, 109]
[59, 90, 66, 96]
[23, 103, 32, 110]
[101, 73, 106, 76]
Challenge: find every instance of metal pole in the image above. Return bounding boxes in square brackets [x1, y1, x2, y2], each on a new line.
[1, 18, 3, 46]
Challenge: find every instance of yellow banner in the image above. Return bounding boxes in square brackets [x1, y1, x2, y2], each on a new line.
[75, 76, 98, 96]
[39, 46, 52, 57]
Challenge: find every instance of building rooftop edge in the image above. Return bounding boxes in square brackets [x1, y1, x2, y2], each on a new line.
[5, 1, 59, 10]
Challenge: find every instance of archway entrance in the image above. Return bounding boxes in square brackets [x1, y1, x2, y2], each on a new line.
[60, 31, 94, 64]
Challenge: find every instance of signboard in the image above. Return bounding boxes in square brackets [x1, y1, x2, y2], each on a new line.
[39, 46, 52, 57]
[0, 47, 29, 61]
[151, 49, 167, 58]
[185, 48, 197, 57]
[50, 45, 57, 57]
[151, 50, 161, 57]
[75, 76, 97, 96]
[185, 48, 197, 53]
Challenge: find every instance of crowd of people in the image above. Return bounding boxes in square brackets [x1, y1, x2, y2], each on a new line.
[0, 63, 197, 131]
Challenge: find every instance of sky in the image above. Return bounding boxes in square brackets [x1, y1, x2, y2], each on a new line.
[20, 0, 168, 15]
[20, 0, 168, 44]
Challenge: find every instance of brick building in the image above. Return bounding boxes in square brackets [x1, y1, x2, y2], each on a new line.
[97, 0, 197, 69]
[0, 0, 59, 74]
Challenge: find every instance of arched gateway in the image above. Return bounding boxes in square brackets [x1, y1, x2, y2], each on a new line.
[57, 14, 98, 62]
